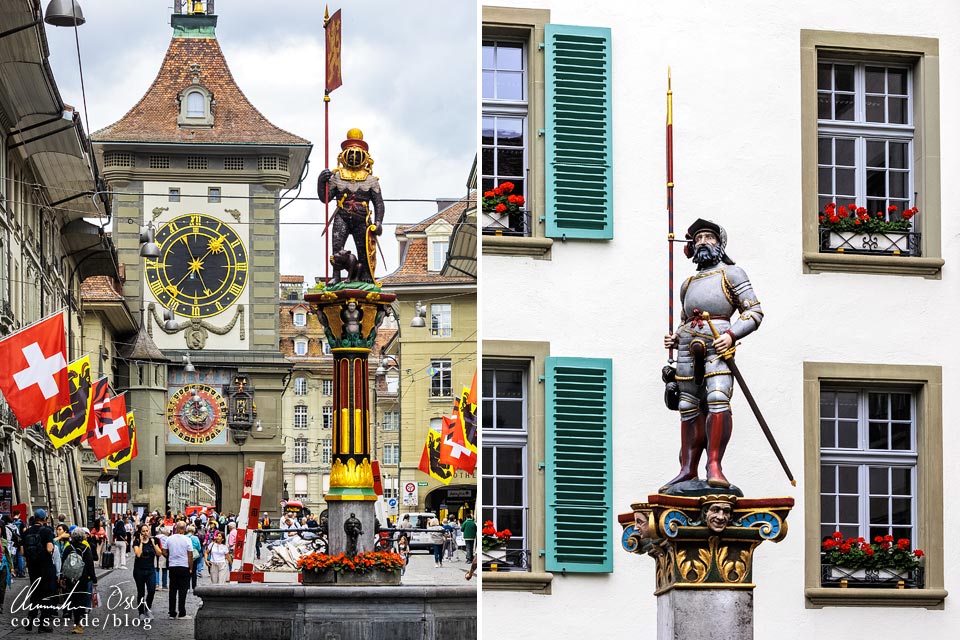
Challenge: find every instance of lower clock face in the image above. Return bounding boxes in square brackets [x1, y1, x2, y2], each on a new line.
[145, 213, 248, 318]
[166, 384, 227, 444]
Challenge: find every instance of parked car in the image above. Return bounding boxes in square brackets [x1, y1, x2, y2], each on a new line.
[399, 512, 439, 553]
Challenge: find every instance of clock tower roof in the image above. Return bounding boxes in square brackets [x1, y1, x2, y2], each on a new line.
[91, 12, 309, 148]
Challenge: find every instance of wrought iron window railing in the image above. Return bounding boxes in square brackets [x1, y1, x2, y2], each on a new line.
[482, 208, 531, 237]
[481, 548, 531, 572]
[821, 561, 925, 589]
[819, 228, 921, 257]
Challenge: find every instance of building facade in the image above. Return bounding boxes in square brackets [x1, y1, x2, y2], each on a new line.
[482, 1, 955, 637]
[382, 198, 478, 517]
[91, 1, 311, 514]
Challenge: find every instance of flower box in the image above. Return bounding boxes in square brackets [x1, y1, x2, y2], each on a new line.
[822, 564, 924, 589]
[826, 231, 910, 254]
[301, 569, 335, 585]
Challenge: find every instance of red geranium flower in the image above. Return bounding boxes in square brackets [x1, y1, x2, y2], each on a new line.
[914, 550, 925, 557]
[495, 203, 507, 213]
[888, 205, 898, 212]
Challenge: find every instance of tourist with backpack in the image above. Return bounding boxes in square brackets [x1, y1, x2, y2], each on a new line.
[20, 509, 56, 632]
[61, 527, 97, 634]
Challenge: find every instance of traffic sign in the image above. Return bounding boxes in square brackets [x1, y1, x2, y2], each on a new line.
[402, 482, 418, 506]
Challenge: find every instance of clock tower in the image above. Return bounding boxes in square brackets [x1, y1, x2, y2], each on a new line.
[91, 0, 311, 514]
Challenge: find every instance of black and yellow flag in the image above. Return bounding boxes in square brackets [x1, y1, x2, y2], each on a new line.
[45, 357, 93, 448]
[106, 411, 138, 469]
[418, 423, 453, 485]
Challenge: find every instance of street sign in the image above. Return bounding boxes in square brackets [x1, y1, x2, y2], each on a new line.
[386, 497, 398, 516]
[402, 482, 418, 506]
[417, 481, 429, 486]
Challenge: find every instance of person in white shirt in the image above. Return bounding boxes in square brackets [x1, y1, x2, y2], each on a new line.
[205, 531, 232, 584]
[163, 522, 194, 619]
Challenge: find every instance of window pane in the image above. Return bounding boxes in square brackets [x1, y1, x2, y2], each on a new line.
[838, 466, 858, 493]
[496, 71, 524, 100]
[891, 498, 911, 525]
[889, 171, 907, 199]
[817, 63, 831, 90]
[482, 447, 493, 475]
[496, 478, 523, 504]
[834, 94, 855, 121]
[891, 468, 911, 495]
[482, 70, 494, 100]
[497, 43, 522, 70]
[888, 68, 907, 94]
[481, 117, 495, 145]
[889, 142, 907, 169]
[820, 419, 835, 448]
[834, 65, 854, 91]
[835, 168, 855, 196]
[498, 148, 524, 177]
[496, 447, 523, 475]
[838, 421, 858, 448]
[496, 118, 523, 145]
[869, 467, 888, 494]
[481, 43, 494, 68]
[866, 170, 886, 197]
[818, 138, 831, 164]
[837, 392, 857, 418]
[482, 476, 492, 496]
[820, 391, 836, 418]
[891, 424, 911, 450]
[838, 496, 859, 521]
[866, 141, 886, 168]
[821, 465, 836, 492]
[865, 95, 884, 122]
[818, 168, 832, 193]
[870, 497, 889, 524]
[821, 495, 834, 521]
[482, 370, 493, 397]
[891, 393, 911, 420]
[817, 93, 831, 120]
[869, 422, 888, 449]
[497, 371, 523, 397]
[497, 509, 524, 537]
[865, 67, 885, 93]
[836, 139, 855, 166]
[888, 97, 907, 124]
[482, 400, 493, 429]
[496, 401, 523, 429]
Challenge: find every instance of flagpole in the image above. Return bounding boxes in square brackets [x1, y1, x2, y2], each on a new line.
[666, 68, 675, 363]
[323, 6, 331, 284]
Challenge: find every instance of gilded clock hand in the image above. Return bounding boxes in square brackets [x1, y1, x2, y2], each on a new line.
[173, 237, 210, 292]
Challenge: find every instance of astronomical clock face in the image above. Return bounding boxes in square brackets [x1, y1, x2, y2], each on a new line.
[145, 213, 248, 318]
[166, 384, 228, 444]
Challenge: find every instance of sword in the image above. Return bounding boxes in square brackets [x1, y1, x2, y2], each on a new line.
[702, 312, 797, 487]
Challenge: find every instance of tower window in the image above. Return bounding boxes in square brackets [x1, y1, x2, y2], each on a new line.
[186, 91, 205, 117]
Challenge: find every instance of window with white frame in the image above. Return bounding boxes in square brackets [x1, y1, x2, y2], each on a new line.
[321, 439, 332, 465]
[819, 387, 917, 545]
[482, 39, 527, 235]
[186, 91, 205, 118]
[294, 405, 308, 430]
[293, 311, 307, 327]
[294, 340, 308, 356]
[168, 187, 180, 202]
[321, 379, 333, 395]
[430, 359, 452, 397]
[322, 405, 332, 429]
[294, 473, 308, 499]
[208, 186, 221, 203]
[383, 443, 400, 465]
[482, 364, 527, 558]
[294, 437, 308, 464]
[294, 377, 307, 395]
[383, 411, 399, 432]
[431, 303, 452, 338]
[429, 240, 449, 272]
[817, 61, 915, 238]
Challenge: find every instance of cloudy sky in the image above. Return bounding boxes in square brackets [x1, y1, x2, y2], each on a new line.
[45, 0, 477, 279]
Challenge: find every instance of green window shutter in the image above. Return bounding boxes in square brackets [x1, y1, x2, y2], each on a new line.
[544, 356, 613, 573]
[544, 24, 613, 240]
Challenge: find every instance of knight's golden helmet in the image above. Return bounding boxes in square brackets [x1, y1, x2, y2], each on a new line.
[339, 128, 372, 170]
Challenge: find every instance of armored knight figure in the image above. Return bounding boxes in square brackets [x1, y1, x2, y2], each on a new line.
[662, 219, 763, 491]
[318, 128, 385, 284]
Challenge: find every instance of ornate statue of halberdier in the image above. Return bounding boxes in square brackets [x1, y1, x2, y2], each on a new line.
[318, 128, 385, 284]
[662, 219, 763, 491]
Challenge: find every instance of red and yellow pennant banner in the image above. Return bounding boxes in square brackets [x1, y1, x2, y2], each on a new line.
[325, 8, 342, 93]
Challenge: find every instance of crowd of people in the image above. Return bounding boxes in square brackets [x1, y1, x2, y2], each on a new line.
[0, 506, 248, 633]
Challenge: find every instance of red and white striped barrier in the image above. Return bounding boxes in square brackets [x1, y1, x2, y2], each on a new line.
[229, 461, 265, 583]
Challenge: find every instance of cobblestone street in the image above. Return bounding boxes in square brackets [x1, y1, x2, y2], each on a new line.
[0, 548, 475, 638]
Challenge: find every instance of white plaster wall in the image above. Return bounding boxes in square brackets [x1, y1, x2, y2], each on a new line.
[482, 0, 959, 638]
[144, 181, 251, 351]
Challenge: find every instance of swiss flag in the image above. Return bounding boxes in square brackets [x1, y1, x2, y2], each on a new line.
[438, 413, 477, 475]
[88, 393, 130, 460]
[84, 377, 111, 439]
[0, 311, 70, 427]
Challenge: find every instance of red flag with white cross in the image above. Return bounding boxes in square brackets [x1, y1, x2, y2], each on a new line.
[439, 414, 477, 475]
[0, 311, 70, 427]
[88, 393, 130, 460]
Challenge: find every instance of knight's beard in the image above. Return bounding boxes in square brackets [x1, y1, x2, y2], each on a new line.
[692, 243, 724, 269]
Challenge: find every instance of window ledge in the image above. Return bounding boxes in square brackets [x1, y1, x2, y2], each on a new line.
[483, 571, 553, 594]
[803, 251, 944, 278]
[805, 587, 947, 609]
[482, 234, 553, 258]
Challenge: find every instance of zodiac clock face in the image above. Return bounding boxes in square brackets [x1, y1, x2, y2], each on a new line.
[167, 384, 227, 444]
[145, 213, 248, 318]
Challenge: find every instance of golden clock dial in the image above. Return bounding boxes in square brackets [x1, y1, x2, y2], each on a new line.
[166, 384, 227, 445]
[145, 213, 248, 318]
